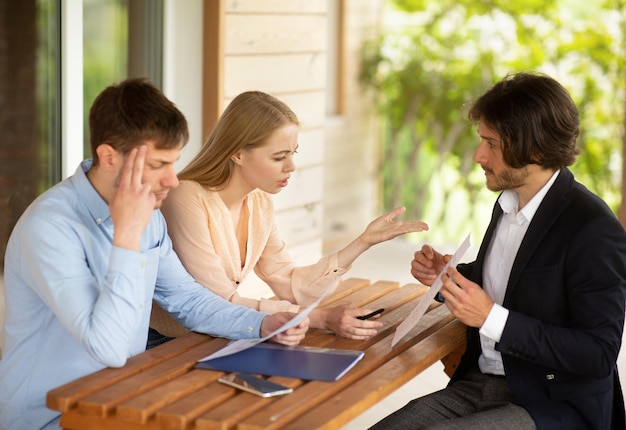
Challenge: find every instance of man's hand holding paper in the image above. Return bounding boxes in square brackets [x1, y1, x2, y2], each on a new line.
[261, 312, 309, 346]
[440, 266, 494, 328]
[392, 235, 471, 347]
[410, 244, 452, 286]
[198, 286, 330, 362]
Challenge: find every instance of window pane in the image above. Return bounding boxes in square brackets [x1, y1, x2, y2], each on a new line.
[83, 0, 129, 158]
[0, 0, 61, 268]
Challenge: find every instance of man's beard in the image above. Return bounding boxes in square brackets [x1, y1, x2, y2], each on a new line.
[488, 166, 528, 191]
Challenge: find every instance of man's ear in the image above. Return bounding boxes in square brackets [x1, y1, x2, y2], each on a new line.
[95, 144, 120, 169]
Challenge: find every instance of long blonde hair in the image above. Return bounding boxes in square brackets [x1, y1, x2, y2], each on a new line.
[178, 91, 299, 188]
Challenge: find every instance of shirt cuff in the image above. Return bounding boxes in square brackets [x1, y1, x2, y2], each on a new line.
[479, 303, 509, 342]
[324, 253, 350, 275]
[258, 297, 301, 314]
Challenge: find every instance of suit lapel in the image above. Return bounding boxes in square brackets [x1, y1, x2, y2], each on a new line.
[503, 169, 573, 303]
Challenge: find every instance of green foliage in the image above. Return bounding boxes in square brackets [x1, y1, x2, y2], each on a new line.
[36, 0, 60, 189]
[360, 0, 625, 243]
[83, 0, 129, 157]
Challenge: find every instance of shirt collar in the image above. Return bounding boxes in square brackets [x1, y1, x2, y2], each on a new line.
[498, 169, 560, 223]
[70, 159, 112, 224]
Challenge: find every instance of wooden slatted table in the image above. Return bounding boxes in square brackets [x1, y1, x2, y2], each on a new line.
[47, 278, 466, 429]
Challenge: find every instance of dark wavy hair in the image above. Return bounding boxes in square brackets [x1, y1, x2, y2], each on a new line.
[468, 72, 580, 169]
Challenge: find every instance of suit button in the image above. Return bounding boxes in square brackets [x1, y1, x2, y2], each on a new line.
[546, 374, 555, 380]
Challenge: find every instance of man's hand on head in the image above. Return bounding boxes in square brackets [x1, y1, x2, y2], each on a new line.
[110, 146, 156, 251]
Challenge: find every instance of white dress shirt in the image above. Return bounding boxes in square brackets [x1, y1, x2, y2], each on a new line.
[478, 170, 559, 375]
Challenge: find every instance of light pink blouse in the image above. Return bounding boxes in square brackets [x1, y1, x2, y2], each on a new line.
[160, 180, 348, 315]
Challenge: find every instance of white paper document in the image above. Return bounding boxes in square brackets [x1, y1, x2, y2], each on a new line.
[391, 234, 471, 347]
[198, 287, 330, 362]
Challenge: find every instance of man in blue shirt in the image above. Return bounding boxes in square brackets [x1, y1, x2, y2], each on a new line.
[0, 78, 309, 429]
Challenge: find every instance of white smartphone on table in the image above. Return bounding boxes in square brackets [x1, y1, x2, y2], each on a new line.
[218, 373, 293, 397]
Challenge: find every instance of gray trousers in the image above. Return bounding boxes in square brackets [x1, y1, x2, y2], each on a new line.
[369, 367, 536, 430]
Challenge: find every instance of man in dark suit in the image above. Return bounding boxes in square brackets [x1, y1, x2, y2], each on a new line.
[371, 72, 626, 429]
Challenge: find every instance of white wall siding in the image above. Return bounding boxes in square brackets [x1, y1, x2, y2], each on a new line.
[323, 0, 383, 252]
[163, 0, 204, 171]
[222, 2, 329, 268]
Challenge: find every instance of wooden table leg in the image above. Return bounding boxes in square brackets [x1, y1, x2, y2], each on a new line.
[441, 341, 466, 378]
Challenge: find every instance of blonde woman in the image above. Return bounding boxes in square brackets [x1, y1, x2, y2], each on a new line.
[159, 91, 428, 339]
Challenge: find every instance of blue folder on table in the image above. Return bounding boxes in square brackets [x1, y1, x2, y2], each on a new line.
[195, 343, 365, 382]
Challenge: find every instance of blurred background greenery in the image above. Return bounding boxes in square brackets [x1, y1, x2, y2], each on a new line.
[359, 0, 625, 244]
[83, 0, 128, 157]
[78, 0, 626, 246]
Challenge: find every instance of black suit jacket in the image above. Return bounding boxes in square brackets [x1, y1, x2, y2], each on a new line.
[452, 169, 626, 429]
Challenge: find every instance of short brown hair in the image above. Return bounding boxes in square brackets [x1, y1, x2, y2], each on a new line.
[468, 72, 580, 169]
[88, 78, 189, 165]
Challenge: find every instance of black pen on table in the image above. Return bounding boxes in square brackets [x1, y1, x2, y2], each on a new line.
[357, 308, 385, 320]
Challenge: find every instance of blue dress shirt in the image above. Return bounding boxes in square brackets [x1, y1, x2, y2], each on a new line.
[0, 160, 266, 429]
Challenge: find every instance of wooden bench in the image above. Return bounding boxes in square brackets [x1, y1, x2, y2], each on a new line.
[47, 278, 466, 429]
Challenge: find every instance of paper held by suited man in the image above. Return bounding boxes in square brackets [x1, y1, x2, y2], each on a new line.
[392, 234, 471, 347]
